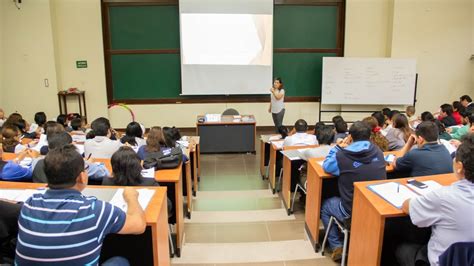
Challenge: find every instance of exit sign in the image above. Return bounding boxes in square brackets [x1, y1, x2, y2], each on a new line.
[76, 60, 88, 68]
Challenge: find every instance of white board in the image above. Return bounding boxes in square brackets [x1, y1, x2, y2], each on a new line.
[321, 58, 417, 105]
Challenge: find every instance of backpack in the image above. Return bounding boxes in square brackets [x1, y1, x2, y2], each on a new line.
[143, 147, 183, 170]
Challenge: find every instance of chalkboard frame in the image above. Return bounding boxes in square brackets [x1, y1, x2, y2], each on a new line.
[101, 0, 345, 104]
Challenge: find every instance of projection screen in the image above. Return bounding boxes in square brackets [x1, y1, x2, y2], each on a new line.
[179, 0, 273, 95]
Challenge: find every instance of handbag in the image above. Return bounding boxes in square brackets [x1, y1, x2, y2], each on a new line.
[143, 147, 183, 170]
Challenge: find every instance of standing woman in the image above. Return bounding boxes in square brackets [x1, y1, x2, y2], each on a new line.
[269, 77, 285, 132]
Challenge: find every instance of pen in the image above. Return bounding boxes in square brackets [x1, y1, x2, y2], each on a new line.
[87, 153, 92, 160]
[397, 183, 400, 193]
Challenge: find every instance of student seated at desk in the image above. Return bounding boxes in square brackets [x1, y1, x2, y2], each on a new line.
[322, 121, 386, 261]
[381, 109, 400, 136]
[32, 132, 109, 184]
[372, 111, 386, 130]
[392, 121, 453, 177]
[386, 114, 412, 151]
[28, 112, 46, 135]
[120, 122, 146, 149]
[15, 145, 146, 265]
[363, 116, 389, 151]
[137, 126, 165, 161]
[0, 108, 5, 127]
[452, 101, 464, 125]
[460, 94, 474, 112]
[302, 125, 334, 159]
[84, 117, 122, 159]
[283, 119, 317, 147]
[332, 116, 348, 142]
[1, 125, 25, 153]
[38, 122, 65, 155]
[0, 147, 38, 181]
[397, 134, 474, 266]
[15, 119, 38, 140]
[70, 117, 87, 135]
[438, 104, 457, 128]
[447, 110, 472, 140]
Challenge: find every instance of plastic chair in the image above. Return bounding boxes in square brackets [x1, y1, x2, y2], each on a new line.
[222, 108, 239, 116]
[321, 216, 351, 266]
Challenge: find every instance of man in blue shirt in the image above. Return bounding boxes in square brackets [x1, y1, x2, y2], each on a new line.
[393, 121, 453, 177]
[15, 145, 146, 265]
[322, 121, 386, 261]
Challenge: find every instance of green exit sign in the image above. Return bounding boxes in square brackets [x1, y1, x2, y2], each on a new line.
[76, 60, 88, 68]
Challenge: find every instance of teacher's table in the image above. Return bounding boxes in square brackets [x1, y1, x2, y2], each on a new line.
[196, 115, 256, 153]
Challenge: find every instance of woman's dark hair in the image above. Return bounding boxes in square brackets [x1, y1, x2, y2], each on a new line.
[420, 111, 434, 122]
[314, 122, 326, 135]
[121, 122, 143, 146]
[456, 134, 474, 182]
[56, 114, 68, 127]
[15, 119, 28, 134]
[145, 126, 164, 153]
[440, 104, 454, 116]
[277, 126, 289, 138]
[349, 121, 371, 142]
[334, 119, 348, 134]
[274, 77, 283, 90]
[90, 117, 111, 137]
[316, 125, 335, 145]
[162, 127, 181, 148]
[393, 114, 412, 142]
[3, 113, 23, 127]
[111, 146, 143, 186]
[34, 112, 47, 126]
[70, 118, 82, 131]
[388, 110, 400, 120]
[1, 125, 20, 152]
[452, 101, 464, 113]
[332, 115, 344, 124]
[460, 95, 472, 103]
[382, 108, 391, 118]
[371, 111, 385, 127]
[48, 132, 72, 150]
[44, 144, 84, 189]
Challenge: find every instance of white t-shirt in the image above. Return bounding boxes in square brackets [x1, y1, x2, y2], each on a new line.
[283, 132, 318, 147]
[84, 136, 123, 159]
[271, 89, 285, 114]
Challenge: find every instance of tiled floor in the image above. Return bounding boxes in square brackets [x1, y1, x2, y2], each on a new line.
[172, 132, 336, 265]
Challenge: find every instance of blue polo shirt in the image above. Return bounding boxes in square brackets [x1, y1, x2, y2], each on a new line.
[395, 143, 453, 177]
[15, 189, 126, 265]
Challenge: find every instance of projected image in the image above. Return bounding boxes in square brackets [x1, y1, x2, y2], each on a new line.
[181, 14, 272, 65]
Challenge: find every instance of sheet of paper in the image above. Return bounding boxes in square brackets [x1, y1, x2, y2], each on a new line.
[74, 144, 85, 155]
[317, 160, 324, 166]
[406, 180, 442, 196]
[19, 157, 33, 168]
[176, 140, 190, 148]
[204, 114, 221, 122]
[0, 189, 46, 202]
[368, 182, 419, 209]
[141, 168, 155, 179]
[439, 139, 457, 154]
[109, 188, 155, 212]
[280, 150, 302, 160]
[72, 134, 86, 143]
[272, 140, 284, 150]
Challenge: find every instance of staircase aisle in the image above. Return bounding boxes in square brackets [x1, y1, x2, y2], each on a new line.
[171, 146, 337, 265]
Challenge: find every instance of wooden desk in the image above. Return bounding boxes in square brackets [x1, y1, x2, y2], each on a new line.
[259, 135, 281, 179]
[187, 136, 200, 196]
[281, 145, 318, 215]
[196, 115, 256, 153]
[93, 159, 186, 257]
[304, 151, 400, 252]
[0, 181, 170, 266]
[268, 140, 284, 193]
[2, 152, 17, 161]
[348, 173, 457, 265]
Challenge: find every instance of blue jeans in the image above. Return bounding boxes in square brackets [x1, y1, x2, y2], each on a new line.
[102, 256, 130, 266]
[320, 197, 350, 250]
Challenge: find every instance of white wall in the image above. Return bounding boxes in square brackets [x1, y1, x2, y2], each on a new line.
[1, 0, 58, 120]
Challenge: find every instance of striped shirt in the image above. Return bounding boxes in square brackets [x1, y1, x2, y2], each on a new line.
[15, 189, 126, 265]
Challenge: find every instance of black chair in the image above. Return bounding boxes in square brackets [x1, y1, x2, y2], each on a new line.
[439, 242, 474, 266]
[0, 201, 22, 264]
[222, 108, 239, 116]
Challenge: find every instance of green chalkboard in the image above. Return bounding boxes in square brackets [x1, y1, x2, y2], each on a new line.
[274, 53, 338, 97]
[105, 3, 343, 101]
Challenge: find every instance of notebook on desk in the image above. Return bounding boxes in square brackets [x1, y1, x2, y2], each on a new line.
[280, 149, 303, 160]
[368, 182, 419, 209]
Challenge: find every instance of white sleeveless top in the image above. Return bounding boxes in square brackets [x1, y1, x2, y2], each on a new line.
[271, 89, 285, 114]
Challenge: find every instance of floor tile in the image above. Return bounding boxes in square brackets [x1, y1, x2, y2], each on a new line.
[184, 224, 216, 243]
[215, 223, 270, 243]
[284, 258, 338, 266]
[267, 221, 307, 241]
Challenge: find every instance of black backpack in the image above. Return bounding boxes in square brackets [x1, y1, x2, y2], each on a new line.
[143, 147, 183, 170]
